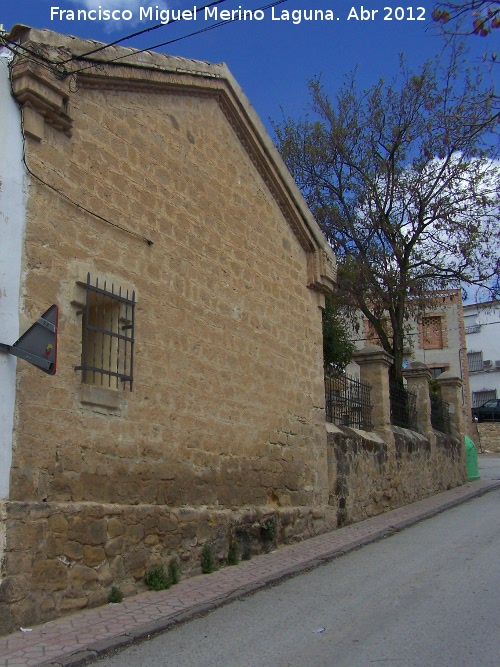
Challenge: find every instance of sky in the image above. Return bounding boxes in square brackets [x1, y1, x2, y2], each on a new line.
[1, 0, 497, 135]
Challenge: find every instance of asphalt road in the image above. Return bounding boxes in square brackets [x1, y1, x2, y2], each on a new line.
[94, 482, 500, 667]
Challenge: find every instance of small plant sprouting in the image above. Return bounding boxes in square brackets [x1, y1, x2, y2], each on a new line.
[227, 538, 239, 566]
[168, 557, 180, 585]
[144, 564, 171, 591]
[200, 543, 214, 574]
[260, 518, 275, 542]
[108, 586, 124, 604]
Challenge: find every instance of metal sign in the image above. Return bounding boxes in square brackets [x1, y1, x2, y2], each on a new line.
[0, 305, 58, 374]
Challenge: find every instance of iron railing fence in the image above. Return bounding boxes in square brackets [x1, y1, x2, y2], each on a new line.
[325, 370, 373, 430]
[390, 383, 418, 431]
[430, 394, 451, 434]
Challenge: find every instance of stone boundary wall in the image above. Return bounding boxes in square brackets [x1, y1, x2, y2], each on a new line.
[0, 501, 337, 634]
[0, 423, 466, 635]
[475, 422, 500, 454]
[327, 424, 465, 527]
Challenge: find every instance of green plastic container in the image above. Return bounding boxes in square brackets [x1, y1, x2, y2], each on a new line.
[464, 435, 480, 481]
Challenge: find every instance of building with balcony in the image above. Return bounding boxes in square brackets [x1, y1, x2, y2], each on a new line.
[464, 300, 500, 408]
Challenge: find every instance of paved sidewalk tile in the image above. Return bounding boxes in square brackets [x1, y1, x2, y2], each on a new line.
[1, 478, 498, 667]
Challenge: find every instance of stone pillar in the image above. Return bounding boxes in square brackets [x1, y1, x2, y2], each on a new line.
[353, 345, 393, 432]
[403, 362, 433, 440]
[435, 372, 465, 438]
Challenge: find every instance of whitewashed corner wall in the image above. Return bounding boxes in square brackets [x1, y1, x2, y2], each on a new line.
[0, 50, 27, 500]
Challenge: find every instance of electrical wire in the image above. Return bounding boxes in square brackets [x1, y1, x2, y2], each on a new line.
[0, 33, 62, 68]
[0, 0, 290, 245]
[0, 1, 233, 77]
[58, 0, 232, 63]
[4, 57, 153, 246]
[1, 0, 290, 81]
[351, 318, 500, 343]
[66, 0, 292, 77]
[0, 35, 66, 76]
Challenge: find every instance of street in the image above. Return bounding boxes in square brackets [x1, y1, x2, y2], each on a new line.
[93, 463, 500, 667]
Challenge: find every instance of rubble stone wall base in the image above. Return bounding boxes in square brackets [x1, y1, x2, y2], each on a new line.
[0, 501, 337, 635]
[0, 427, 466, 635]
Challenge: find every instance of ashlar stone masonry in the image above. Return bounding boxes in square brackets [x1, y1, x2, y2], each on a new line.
[0, 26, 337, 633]
[0, 27, 466, 635]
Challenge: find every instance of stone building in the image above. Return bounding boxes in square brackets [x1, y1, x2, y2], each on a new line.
[0, 26, 336, 632]
[0, 27, 467, 635]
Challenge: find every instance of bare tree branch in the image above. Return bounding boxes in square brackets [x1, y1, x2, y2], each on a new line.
[273, 48, 500, 383]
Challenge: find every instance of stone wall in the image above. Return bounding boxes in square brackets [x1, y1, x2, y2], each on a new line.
[327, 424, 465, 527]
[1, 31, 337, 634]
[475, 423, 500, 454]
[0, 500, 337, 634]
[9, 47, 331, 511]
[0, 421, 466, 634]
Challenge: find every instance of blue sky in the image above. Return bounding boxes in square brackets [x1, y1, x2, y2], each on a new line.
[2, 1, 496, 134]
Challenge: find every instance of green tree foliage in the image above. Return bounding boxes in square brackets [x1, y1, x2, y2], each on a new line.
[322, 297, 355, 372]
[274, 49, 499, 384]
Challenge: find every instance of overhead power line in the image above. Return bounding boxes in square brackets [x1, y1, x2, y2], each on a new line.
[0, 33, 62, 71]
[0, 0, 233, 75]
[68, 0, 291, 77]
[59, 0, 232, 63]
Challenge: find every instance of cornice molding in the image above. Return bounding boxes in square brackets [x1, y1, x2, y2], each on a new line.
[11, 58, 73, 138]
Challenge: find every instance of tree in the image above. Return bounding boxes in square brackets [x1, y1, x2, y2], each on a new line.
[322, 297, 355, 372]
[273, 50, 500, 384]
[432, 2, 500, 74]
[432, 2, 500, 38]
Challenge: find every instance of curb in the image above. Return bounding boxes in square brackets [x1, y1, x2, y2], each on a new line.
[34, 479, 500, 667]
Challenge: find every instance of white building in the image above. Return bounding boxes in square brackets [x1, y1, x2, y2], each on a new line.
[0, 49, 26, 501]
[464, 300, 500, 407]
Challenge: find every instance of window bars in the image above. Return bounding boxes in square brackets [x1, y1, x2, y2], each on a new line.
[472, 390, 496, 408]
[430, 394, 451, 434]
[76, 273, 135, 390]
[389, 383, 417, 431]
[325, 370, 372, 430]
[467, 351, 483, 373]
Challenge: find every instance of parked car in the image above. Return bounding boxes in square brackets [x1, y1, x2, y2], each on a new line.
[472, 399, 500, 422]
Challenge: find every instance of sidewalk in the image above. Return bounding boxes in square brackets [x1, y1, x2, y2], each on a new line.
[2, 477, 499, 667]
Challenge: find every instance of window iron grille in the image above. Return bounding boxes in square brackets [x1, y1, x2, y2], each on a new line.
[472, 390, 496, 408]
[430, 394, 451, 434]
[421, 316, 444, 350]
[325, 370, 372, 431]
[467, 351, 483, 373]
[390, 383, 418, 431]
[75, 273, 135, 390]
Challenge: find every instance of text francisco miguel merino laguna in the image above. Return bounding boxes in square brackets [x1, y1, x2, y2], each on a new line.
[50, 5, 338, 25]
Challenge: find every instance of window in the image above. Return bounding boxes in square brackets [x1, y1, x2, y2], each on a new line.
[75, 273, 135, 390]
[467, 351, 483, 374]
[472, 390, 496, 408]
[421, 316, 443, 349]
[430, 366, 446, 379]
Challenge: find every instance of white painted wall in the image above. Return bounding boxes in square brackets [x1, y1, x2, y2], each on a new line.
[465, 301, 500, 402]
[0, 50, 27, 500]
